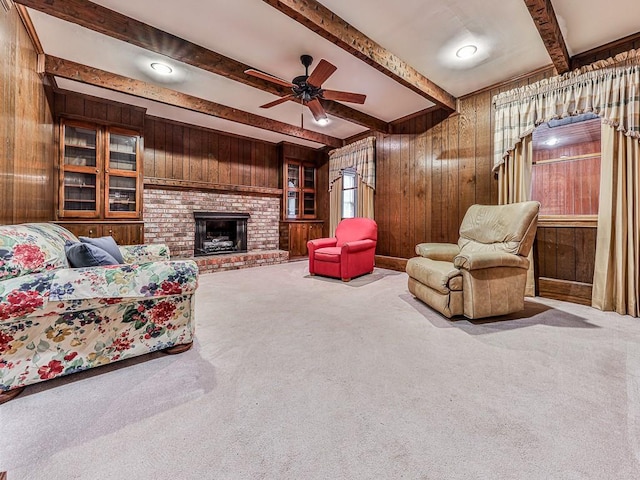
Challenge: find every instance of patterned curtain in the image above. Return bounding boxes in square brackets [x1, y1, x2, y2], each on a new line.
[493, 49, 640, 171]
[328, 136, 376, 235]
[328, 136, 376, 191]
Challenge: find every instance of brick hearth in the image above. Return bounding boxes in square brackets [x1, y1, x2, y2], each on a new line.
[144, 187, 289, 272]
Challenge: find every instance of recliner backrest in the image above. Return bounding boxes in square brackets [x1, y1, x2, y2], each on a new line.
[335, 218, 378, 247]
[458, 201, 540, 256]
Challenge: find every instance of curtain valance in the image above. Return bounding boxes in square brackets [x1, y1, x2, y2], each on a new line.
[328, 136, 376, 191]
[493, 49, 640, 170]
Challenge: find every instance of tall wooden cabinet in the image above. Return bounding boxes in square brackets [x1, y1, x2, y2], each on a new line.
[56, 118, 144, 244]
[279, 155, 323, 257]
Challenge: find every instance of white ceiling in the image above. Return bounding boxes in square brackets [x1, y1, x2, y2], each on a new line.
[26, 0, 640, 148]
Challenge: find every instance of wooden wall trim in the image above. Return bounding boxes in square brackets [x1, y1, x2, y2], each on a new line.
[144, 178, 283, 197]
[571, 31, 640, 69]
[375, 255, 408, 272]
[538, 277, 592, 305]
[538, 216, 598, 227]
[459, 65, 556, 100]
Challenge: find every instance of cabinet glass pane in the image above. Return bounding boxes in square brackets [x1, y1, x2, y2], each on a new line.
[109, 176, 137, 212]
[287, 191, 299, 218]
[303, 192, 315, 216]
[64, 173, 97, 211]
[287, 165, 299, 188]
[64, 126, 97, 167]
[109, 134, 137, 171]
[303, 166, 314, 188]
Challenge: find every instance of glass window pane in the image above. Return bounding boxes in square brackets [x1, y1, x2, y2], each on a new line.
[287, 191, 298, 217]
[287, 165, 299, 188]
[304, 192, 315, 215]
[109, 134, 137, 171]
[64, 172, 97, 211]
[303, 166, 315, 189]
[343, 172, 356, 189]
[64, 126, 97, 167]
[109, 176, 137, 212]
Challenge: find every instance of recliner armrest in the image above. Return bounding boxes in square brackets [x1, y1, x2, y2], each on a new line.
[342, 239, 376, 253]
[453, 252, 529, 271]
[415, 243, 459, 261]
[308, 238, 337, 250]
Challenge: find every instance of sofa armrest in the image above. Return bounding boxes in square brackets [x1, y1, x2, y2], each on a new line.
[119, 244, 170, 264]
[342, 239, 376, 253]
[308, 237, 337, 250]
[453, 252, 529, 271]
[415, 243, 459, 261]
[49, 260, 198, 302]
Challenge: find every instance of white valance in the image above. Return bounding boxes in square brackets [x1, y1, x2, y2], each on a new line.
[328, 136, 375, 191]
[493, 49, 640, 170]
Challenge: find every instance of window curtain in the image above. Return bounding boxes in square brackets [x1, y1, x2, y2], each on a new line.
[493, 49, 640, 316]
[592, 124, 640, 316]
[328, 136, 376, 236]
[497, 134, 535, 296]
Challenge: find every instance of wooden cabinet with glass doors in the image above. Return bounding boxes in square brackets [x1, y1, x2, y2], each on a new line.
[57, 119, 144, 244]
[284, 160, 316, 219]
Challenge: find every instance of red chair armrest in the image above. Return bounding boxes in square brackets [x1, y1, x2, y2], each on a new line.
[308, 238, 337, 250]
[342, 239, 376, 253]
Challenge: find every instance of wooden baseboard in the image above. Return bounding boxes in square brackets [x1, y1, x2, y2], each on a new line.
[538, 277, 593, 305]
[375, 255, 407, 272]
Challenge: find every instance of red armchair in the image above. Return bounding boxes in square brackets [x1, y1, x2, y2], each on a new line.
[307, 218, 378, 282]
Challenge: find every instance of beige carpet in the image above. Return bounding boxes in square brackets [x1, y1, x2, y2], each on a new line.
[2, 261, 640, 479]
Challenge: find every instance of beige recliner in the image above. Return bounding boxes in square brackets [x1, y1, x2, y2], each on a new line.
[406, 201, 540, 319]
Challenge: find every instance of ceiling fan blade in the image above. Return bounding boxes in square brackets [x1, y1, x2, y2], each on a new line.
[260, 95, 295, 109]
[245, 68, 294, 88]
[306, 59, 337, 88]
[306, 98, 328, 122]
[321, 89, 366, 104]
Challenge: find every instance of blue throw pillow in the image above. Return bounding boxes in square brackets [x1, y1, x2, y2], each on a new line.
[65, 241, 119, 268]
[79, 236, 124, 264]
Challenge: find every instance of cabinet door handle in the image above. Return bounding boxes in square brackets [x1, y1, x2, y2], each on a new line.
[89, 229, 94, 235]
[108, 229, 113, 235]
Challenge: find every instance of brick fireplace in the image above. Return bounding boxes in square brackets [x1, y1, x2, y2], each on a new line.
[144, 187, 288, 273]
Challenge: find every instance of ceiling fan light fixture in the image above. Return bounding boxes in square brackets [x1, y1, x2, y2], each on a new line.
[455, 45, 478, 59]
[316, 117, 330, 126]
[150, 62, 173, 74]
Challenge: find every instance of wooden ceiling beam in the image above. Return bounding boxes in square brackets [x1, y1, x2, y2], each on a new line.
[43, 55, 343, 148]
[262, 0, 457, 112]
[14, 0, 388, 132]
[523, 0, 571, 74]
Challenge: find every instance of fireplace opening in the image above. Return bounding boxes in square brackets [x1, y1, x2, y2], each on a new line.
[194, 212, 249, 256]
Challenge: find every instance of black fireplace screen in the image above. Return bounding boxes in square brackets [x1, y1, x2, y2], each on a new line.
[194, 212, 249, 256]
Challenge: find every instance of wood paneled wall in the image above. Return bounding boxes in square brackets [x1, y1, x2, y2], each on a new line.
[370, 66, 556, 259]
[55, 90, 145, 131]
[0, 7, 55, 225]
[144, 117, 281, 188]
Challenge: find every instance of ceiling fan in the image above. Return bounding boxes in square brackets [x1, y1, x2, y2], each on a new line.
[245, 55, 366, 125]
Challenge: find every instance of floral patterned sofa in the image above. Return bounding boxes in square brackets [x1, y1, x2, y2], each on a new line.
[0, 223, 198, 403]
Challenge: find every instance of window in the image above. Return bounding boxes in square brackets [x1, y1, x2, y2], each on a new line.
[342, 169, 357, 219]
[531, 114, 600, 223]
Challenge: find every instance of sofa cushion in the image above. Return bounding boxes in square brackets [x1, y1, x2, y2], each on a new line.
[406, 257, 462, 294]
[314, 247, 342, 263]
[80, 236, 124, 264]
[0, 223, 78, 281]
[65, 241, 120, 268]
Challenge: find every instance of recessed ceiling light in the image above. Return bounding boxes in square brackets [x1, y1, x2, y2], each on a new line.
[150, 62, 173, 74]
[455, 45, 478, 59]
[545, 138, 559, 146]
[317, 117, 330, 126]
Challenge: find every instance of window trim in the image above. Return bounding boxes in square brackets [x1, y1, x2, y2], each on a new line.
[341, 169, 357, 219]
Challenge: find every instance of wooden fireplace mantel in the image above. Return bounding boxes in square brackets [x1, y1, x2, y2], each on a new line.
[144, 177, 283, 197]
